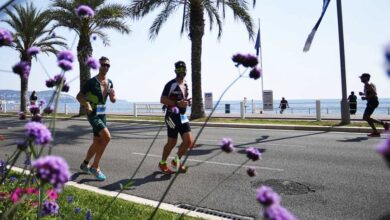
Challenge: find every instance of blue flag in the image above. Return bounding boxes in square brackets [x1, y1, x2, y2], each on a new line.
[254, 27, 261, 56]
[303, 0, 331, 52]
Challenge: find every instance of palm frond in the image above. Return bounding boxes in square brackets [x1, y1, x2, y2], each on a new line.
[149, 0, 178, 40]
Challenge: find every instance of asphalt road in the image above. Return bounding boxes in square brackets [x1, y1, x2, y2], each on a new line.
[1, 117, 390, 220]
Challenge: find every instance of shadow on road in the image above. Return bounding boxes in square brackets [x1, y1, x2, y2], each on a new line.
[100, 171, 171, 191]
[71, 172, 102, 184]
[337, 137, 369, 142]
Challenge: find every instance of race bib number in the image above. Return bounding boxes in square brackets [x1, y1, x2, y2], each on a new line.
[96, 104, 106, 115]
[180, 114, 189, 124]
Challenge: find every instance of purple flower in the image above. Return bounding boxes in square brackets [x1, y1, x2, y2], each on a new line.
[27, 46, 40, 56]
[31, 114, 42, 123]
[263, 205, 296, 220]
[44, 106, 54, 114]
[58, 60, 73, 71]
[0, 28, 13, 46]
[46, 79, 56, 88]
[246, 167, 256, 177]
[12, 61, 31, 79]
[171, 106, 179, 114]
[232, 53, 259, 68]
[92, 35, 97, 40]
[9, 176, 17, 182]
[39, 99, 46, 107]
[249, 67, 261, 80]
[86, 57, 100, 70]
[75, 5, 95, 18]
[19, 112, 26, 120]
[385, 45, 390, 63]
[246, 147, 261, 161]
[75, 207, 81, 213]
[376, 138, 390, 156]
[57, 50, 74, 63]
[16, 140, 28, 150]
[32, 155, 70, 191]
[25, 122, 52, 145]
[220, 138, 235, 153]
[67, 195, 74, 203]
[256, 186, 281, 207]
[41, 200, 59, 216]
[29, 105, 40, 115]
[51, 32, 56, 38]
[62, 84, 70, 93]
[86, 209, 92, 220]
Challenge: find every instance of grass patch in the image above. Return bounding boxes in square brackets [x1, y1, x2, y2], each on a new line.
[0, 171, 201, 220]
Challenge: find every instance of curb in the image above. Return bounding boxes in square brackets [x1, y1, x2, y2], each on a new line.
[10, 167, 227, 220]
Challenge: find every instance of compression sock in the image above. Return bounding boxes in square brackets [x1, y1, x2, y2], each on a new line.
[159, 160, 167, 165]
[83, 160, 89, 165]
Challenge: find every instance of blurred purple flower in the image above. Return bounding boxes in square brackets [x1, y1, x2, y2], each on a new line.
[25, 121, 52, 145]
[67, 195, 74, 203]
[377, 138, 390, 155]
[31, 114, 42, 123]
[44, 106, 54, 114]
[86, 57, 100, 70]
[27, 46, 40, 56]
[39, 99, 46, 107]
[232, 53, 258, 68]
[62, 84, 70, 93]
[263, 204, 296, 220]
[9, 176, 17, 182]
[246, 147, 261, 161]
[41, 200, 59, 216]
[246, 167, 256, 177]
[51, 32, 56, 38]
[220, 138, 234, 153]
[385, 45, 390, 63]
[92, 35, 97, 40]
[58, 60, 73, 71]
[12, 61, 31, 79]
[256, 186, 281, 207]
[75, 207, 81, 214]
[249, 67, 261, 80]
[54, 74, 66, 85]
[19, 112, 26, 120]
[76, 5, 95, 18]
[16, 140, 28, 150]
[171, 106, 179, 114]
[57, 50, 74, 63]
[0, 28, 13, 46]
[86, 209, 92, 220]
[0, 160, 6, 175]
[29, 105, 40, 115]
[46, 79, 56, 88]
[32, 155, 70, 191]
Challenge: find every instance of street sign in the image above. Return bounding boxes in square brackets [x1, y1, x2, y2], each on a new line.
[204, 92, 213, 109]
[263, 90, 273, 111]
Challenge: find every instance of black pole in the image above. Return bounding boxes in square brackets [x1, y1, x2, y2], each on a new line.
[336, 0, 350, 125]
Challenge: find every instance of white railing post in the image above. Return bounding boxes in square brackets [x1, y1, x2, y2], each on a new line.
[133, 103, 138, 117]
[316, 100, 321, 121]
[64, 104, 68, 115]
[4, 102, 6, 113]
[240, 101, 245, 119]
[251, 99, 255, 114]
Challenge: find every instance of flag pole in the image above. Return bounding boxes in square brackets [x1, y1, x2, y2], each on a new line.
[257, 18, 264, 111]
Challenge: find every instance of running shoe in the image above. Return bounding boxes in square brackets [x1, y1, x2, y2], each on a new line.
[158, 162, 174, 174]
[90, 168, 106, 181]
[80, 163, 90, 174]
[367, 132, 381, 137]
[384, 122, 389, 132]
[171, 160, 187, 173]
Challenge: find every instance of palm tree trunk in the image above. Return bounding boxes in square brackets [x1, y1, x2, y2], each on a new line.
[77, 34, 93, 115]
[20, 76, 28, 112]
[189, 0, 206, 119]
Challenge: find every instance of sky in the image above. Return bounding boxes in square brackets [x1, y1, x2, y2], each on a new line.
[1, 0, 390, 102]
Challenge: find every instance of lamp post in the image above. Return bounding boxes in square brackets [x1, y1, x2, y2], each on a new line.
[336, 0, 350, 125]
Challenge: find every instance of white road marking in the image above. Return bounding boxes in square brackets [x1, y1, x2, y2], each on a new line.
[132, 152, 284, 172]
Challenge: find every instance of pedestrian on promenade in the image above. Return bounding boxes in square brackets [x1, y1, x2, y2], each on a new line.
[159, 60, 194, 174]
[76, 56, 116, 181]
[29, 90, 38, 105]
[347, 91, 357, 115]
[279, 97, 289, 114]
[358, 73, 388, 137]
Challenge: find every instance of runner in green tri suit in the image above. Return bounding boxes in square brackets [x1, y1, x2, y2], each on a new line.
[76, 56, 116, 181]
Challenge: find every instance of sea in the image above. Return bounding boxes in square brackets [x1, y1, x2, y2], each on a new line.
[3, 98, 390, 116]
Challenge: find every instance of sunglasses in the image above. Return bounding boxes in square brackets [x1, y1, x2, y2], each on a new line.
[102, 63, 110, 68]
[176, 67, 186, 72]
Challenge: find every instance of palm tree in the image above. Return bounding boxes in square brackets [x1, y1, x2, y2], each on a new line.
[48, 0, 131, 115]
[130, 0, 255, 119]
[1, 3, 67, 112]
